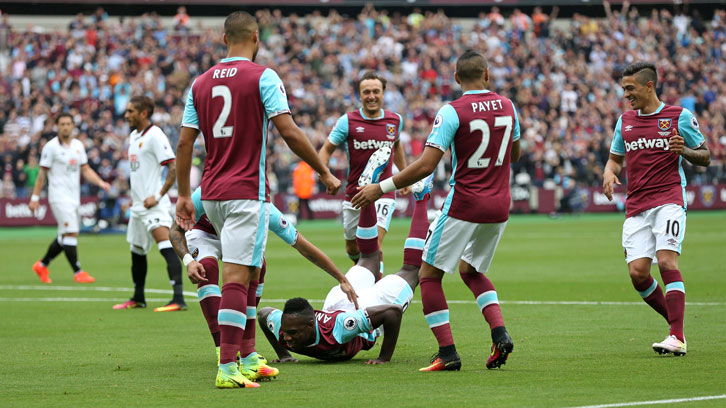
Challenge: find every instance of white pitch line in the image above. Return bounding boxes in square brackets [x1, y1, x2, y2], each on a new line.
[566, 394, 726, 408]
[0, 286, 725, 306]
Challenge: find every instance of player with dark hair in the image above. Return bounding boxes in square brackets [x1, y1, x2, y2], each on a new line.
[29, 113, 110, 284]
[603, 61, 710, 356]
[353, 50, 521, 372]
[258, 171, 434, 364]
[175, 11, 340, 388]
[113, 95, 185, 312]
[318, 71, 409, 269]
[168, 186, 358, 381]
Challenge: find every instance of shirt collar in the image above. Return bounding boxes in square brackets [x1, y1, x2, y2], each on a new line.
[307, 320, 321, 347]
[220, 57, 250, 63]
[463, 89, 491, 95]
[359, 108, 385, 120]
[638, 102, 665, 116]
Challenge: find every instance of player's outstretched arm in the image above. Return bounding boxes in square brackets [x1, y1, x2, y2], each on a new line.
[80, 164, 110, 192]
[272, 114, 341, 195]
[257, 307, 299, 363]
[364, 304, 403, 364]
[175, 127, 199, 230]
[169, 221, 207, 284]
[28, 167, 47, 212]
[352, 146, 444, 209]
[292, 234, 359, 309]
[602, 153, 624, 201]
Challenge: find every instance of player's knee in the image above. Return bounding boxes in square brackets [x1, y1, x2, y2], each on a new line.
[627, 262, 650, 281]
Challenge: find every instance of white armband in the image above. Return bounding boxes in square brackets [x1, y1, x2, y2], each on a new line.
[182, 253, 195, 266]
[154, 192, 162, 201]
[30, 194, 40, 202]
[379, 177, 397, 194]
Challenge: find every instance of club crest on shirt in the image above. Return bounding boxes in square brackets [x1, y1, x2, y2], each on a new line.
[139, 142, 143, 148]
[658, 118, 672, 131]
[191, 248, 199, 259]
[386, 123, 396, 139]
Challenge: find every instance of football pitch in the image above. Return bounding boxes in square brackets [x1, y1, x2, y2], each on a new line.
[1, 211, 725, 407]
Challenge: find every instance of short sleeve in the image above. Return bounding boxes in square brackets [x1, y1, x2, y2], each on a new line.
[610, 115, 625, 156]
[153, 129, 176, 164]
[39, 142, 53, 168]
[191, 187, 205, 223]
[265, 309, 283, 341]
[259, 69, 291, 118]
[678, 109, 706, 149]
[78, 143, 88, 166]
[181, 79, 199, 129]
[327, 114, 349, 146]
[510, 100, 521, 142]
[332, 310, 373, 344]
[268, 204, 298, 246]
[425, 104, 459, 152]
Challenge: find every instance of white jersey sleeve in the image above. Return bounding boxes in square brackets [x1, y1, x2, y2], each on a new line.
[152, 129, 176, 165]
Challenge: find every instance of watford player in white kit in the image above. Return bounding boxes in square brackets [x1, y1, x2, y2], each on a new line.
[30, 113, 110, 284]
[113, 96, 186, 312]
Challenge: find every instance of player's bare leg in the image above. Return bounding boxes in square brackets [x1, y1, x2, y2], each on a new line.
[652, 250, 686, 355]
[459, 261, 513, 369]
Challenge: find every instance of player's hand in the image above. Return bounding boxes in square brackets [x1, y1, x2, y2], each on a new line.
[365, 358, 389, 365]
[320, 171, 341, 195]
[175, 195, 196, 231]
[99, 181, 111, 193]
[186, 260, 207, 284]
[398, 186, 412, 196]
[668, 128, 685, 155]
[271, 356, 299, 363]
[143, 196, 158, 209]
[351, 184, 383, 209]
[602, 171, 621, 201]
[339, 279, 359, 310]
[29, 200, 39, 212]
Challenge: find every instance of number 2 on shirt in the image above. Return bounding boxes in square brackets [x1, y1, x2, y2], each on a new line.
[467, 116, 513, 169]
[211, 85, 233, 138]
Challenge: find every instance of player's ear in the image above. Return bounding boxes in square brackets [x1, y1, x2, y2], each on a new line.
[222, 33, 228, 46]
[484, 67, 489, 84]
[252, 30, 259, 44]
[454, 72, 461, 85]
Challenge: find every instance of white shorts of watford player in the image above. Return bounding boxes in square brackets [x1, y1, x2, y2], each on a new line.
[126, 203, 173, 254]
[202, 199, 269, 267]
[622, 203, 686, 264]
[423, 213, 507, 274]
[323, 265, 414, 313]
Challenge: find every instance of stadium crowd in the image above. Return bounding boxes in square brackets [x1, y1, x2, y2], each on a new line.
[0, 5, 724, 219]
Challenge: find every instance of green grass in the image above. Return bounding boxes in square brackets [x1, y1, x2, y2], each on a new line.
[1, 211, 725, 407]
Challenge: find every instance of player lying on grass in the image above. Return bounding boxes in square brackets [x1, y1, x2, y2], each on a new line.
[169, 187, 358, 381]
[258, 167, 434, 364]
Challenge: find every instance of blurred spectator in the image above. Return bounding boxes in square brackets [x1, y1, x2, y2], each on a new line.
[292, 160, 316, 220]
[0, 4, 722, 224]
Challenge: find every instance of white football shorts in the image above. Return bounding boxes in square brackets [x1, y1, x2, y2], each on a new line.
[126, 202, 173, 254]
[422, 213, 507, 274]
[622, 203, 686, 264]
[202, 199, 269, 268]
[342, 198, 396, 241]
[50, 201, 79, 235]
